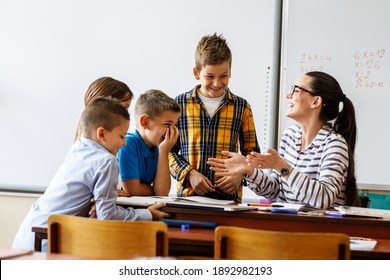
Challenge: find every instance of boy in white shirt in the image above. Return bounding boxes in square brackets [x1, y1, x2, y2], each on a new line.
[13, 97, 168, 251]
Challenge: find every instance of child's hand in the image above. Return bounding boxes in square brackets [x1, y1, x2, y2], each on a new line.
[117, 189, 130, 197]
[147, 202, 170, 220]
[89, 198, 97, 219]
[159, 126, 179, 153]
[187, 169, 215, 195]
[214, 174, 242, 195]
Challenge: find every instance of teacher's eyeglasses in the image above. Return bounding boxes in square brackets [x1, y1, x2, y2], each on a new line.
[290, 85, 314, 96]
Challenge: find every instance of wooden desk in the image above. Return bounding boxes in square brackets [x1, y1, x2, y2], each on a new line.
[162, 206, 390, 239]
[168, 227, 214, 257]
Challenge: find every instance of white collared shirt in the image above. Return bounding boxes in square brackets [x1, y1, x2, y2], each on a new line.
[12, 136, 151, 251]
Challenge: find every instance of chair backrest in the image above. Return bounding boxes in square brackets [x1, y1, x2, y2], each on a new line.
[48, 215, 168, 259]
[214, 226, 350, 260]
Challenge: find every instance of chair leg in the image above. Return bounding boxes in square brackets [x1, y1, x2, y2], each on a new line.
[338, 243, 346, 260]
[156, 231, 165, 256]
[220, 235, 228, 259]
[49, 222, 59, 253]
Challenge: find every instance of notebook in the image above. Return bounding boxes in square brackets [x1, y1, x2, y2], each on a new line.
[116, 195, 235, 207]
[164, 200, 258, 212]
[349, 237, 377, 250]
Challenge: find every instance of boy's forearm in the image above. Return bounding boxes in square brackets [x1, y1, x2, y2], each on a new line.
[153, 152, 172, 196]
[122, 180, 155, 196]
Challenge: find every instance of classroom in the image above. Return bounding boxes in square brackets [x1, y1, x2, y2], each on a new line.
[1, 0, 389, 267]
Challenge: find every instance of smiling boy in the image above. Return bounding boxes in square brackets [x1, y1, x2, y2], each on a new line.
[169, 33, 260, 203]
[118, 90, 180, 196]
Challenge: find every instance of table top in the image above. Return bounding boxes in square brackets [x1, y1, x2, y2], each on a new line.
[1, 249, 104, 260]
[162, 206, 390, 239]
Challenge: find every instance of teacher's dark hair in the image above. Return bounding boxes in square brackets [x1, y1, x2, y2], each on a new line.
[306, 71, 359, 206]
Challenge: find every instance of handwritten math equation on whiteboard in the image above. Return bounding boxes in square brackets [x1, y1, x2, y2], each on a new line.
[298, 49, 386, 89]
[299, 53, 332, 74]
[354, 49, 386, 89]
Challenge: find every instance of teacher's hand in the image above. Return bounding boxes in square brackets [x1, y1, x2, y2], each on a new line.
[246, 148, 284, 170]
[208, 151, 252, 176]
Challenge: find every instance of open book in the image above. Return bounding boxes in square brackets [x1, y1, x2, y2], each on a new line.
[116, 196, 256, 211]
[117, 195, 235, 206]
[349, 237, 377, 250]
[333, 206, 390, 219]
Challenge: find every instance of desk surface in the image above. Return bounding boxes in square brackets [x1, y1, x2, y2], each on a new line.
[1, 249, 103, 260]
[161, 206, 390, 239]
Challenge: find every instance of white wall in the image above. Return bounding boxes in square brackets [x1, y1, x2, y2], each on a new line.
[0, 0, 281, 202]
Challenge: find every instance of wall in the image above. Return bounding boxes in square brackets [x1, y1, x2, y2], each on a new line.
[0, 193, 39, 247]
[0, 0, 281, 203]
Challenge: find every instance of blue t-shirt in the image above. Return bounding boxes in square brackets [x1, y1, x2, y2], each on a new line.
[118, 130, 159, 185]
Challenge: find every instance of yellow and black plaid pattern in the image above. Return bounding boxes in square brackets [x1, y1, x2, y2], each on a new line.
[169, 85, 260, 202]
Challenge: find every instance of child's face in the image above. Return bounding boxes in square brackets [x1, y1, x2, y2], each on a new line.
[143, 111, 180, 148]
[194, 61, 231, 98]
[101, 119, 130, 155]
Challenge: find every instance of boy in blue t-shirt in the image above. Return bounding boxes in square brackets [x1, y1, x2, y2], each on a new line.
[118, 90, 180, 196]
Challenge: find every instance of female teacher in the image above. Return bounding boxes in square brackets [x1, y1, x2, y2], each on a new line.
[208, 71, 360, 209]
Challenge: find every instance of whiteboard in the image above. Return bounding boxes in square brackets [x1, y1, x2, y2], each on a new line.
[0, 0, 281, 195]
[279, 0, 390, 189]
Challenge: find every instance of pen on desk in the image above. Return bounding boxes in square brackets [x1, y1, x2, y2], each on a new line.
[247, 203, 272, 207]
[270, 204, 285, 208]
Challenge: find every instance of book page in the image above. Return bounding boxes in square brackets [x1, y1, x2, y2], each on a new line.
[335, 206, 390, 219]
[117, 195, 235, 207]
[349, 237, 377, 250]
[174, 196, 235, 205]
[116, 196, 174, 206]
[165, 200, 257, 211]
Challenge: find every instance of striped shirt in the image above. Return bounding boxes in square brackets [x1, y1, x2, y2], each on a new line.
[169, 85, 260, 202]
[246, 124, 348, 209]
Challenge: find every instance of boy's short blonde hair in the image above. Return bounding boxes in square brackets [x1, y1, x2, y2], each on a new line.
[81, 97, 130, 138]
[195, 33, 232, 71]
[134, 89, 180, 120]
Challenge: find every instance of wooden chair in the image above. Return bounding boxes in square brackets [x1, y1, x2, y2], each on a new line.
[214, 226, 350, 260]
[48, 215, 168, 259]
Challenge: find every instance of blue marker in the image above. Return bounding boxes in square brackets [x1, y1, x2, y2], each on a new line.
[325, 211, 343, 218]
[271, 208, 297, 214]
